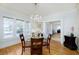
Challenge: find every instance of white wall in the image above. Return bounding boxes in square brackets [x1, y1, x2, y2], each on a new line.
[61, 10, 77, 44]
[75, 4, 79, 49]
[76, 4, 79, 36]
[62, 11, 77, 35]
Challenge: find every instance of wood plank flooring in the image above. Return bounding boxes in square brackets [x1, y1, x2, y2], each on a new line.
[52, 33, 60, 42]
[0, 40, 79, 55]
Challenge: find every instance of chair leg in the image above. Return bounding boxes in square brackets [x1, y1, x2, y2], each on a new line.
[47, 45, 50, 54]
[49, 46, 50, 54]
[24, 47, 25, 52]
[47, 44, 49, 48]
[45, 44, 50, 54]
[21, 48, 24, 55]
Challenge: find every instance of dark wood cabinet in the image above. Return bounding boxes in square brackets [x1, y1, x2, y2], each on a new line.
[64, 35, 78, 50]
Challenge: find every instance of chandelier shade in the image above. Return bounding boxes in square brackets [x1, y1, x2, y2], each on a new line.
[30, 3, 42, 22]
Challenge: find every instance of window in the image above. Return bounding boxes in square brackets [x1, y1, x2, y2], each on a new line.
[3, 17, 14, 38]
[25, 22, 31, 35]
[16, 20, 32, 38]
[16, 19, 24, 36]
[3, 17, 32, 38]
[24, 22, 32, 40]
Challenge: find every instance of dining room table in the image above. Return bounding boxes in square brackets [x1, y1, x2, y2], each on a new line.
[30, 32, 47, 55]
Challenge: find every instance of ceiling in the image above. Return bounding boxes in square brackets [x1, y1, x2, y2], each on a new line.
[0, 3, 77, 18]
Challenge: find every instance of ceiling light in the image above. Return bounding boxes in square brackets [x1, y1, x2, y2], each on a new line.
[30, 3, 42, 22]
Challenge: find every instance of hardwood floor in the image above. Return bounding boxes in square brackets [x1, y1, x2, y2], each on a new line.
[0, 40, 79, 55]
[52, 33, 60, 42]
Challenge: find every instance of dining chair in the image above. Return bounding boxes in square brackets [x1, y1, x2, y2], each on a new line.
[38, 33, 40, 37]
[19, 33, 31, 55]
[31, 38, 43, 55]
[41, 33, 43, 37]
[43, 34, 52, 53]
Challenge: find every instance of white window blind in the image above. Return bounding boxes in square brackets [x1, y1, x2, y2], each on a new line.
[25, 22, 31, 35]
[16, 19, 24, 36]
[3, 17, 32, 39]
[3, 17, 14, 38]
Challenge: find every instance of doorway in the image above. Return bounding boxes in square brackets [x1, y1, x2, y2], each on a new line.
[52, 21, 61, 42]
[47, 21, 61, 42]
[42, 20, 62, 43]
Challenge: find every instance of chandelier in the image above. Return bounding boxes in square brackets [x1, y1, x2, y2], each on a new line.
[30, 3, 42, 22]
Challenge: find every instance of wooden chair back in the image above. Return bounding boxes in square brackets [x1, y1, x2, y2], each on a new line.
[31, 38, 43, 55]
[41, 33, 43, 37]
[47, 34, 52, 45]
[19, 34, 25, 47]
[38, 33, 43, 37]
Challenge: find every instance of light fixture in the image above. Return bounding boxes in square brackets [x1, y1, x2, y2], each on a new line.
[30, 3, 42, 22]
